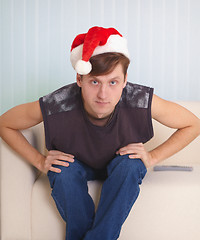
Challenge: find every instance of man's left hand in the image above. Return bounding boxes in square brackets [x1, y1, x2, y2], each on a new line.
[116, 143, 153, 168]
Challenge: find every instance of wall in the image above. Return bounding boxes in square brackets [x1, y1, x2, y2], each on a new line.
[1, 0, 200, 114]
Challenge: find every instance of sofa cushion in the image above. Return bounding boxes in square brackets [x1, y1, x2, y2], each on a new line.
[120, 165, 200, 240]
[32, 166, 200, 240]
[31, 174, 102, 240]
[31, 174, 65, 240]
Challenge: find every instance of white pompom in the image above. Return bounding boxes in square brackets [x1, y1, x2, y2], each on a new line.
[75, 60, 92, 75]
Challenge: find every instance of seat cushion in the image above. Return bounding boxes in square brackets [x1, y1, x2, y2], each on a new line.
[120, 165, 200, 240]
[31, 174, 65, 240]
[31, 166, 200, 240]
[31, 174, 102, 240]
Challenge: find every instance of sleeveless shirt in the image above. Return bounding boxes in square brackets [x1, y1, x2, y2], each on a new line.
[39, 82, 154, 169]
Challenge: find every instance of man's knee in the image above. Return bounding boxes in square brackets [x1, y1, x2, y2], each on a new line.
[108, 155, 147, 182]
[47, 159, 85, 188]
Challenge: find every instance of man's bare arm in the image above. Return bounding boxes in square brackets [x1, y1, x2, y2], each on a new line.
[149, 95, 200, 165]
[0, 101, 45, 170]
[0, 101, 74, 174]
[117, 95, 200, 167]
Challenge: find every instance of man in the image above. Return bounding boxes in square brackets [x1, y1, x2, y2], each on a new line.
[0, 26, 200, 240]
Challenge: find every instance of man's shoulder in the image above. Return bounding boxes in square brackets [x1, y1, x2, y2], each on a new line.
[121, 82, 153, 109]
[125, 82, 153, 93]
[40, 83, 80, 116]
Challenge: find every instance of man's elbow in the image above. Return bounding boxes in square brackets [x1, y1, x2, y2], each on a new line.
[196, 118, 200, 135]
[193, 118, 200, 137]
[0, 115, 8, 138]
[0, 116, 3, 137]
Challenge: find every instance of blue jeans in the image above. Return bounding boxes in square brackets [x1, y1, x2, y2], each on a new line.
[47, 154, 147, 240]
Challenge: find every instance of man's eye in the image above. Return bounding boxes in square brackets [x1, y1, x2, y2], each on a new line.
[110, 81, 117, 86]
[92, 80, 98, 85]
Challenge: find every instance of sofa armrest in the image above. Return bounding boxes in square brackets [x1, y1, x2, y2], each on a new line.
[0, 127, 42, 240]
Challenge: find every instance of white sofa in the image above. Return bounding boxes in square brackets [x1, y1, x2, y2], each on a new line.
[0, 102, 200, 240]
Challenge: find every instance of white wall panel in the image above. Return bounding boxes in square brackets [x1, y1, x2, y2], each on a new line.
[0, 0, 200, 114]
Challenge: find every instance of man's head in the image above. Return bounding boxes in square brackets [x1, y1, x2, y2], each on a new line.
[71, 26, 130, 119]
[76, 52, 129, 119]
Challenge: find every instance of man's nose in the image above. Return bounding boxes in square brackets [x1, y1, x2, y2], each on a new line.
[97, 85, 107, 99]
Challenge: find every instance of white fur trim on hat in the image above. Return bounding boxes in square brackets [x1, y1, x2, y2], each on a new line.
[75, 60, 92, 75]
[70, 44, 83, 70]
[92, 35, 129, 58]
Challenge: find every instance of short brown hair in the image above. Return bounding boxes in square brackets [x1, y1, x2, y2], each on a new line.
[89, 52, 130, 77]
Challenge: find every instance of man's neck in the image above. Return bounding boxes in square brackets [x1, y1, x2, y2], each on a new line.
[86, 111, 114, 127]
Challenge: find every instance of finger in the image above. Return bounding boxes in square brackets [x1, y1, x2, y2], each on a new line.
[117, 150, 131, 155]
[129, 154, 141, 159]
[63, 153, 74, 158]
[48, 150, 67, 155]
[116, 146, 129, 153]
[118, 148, 143, 155]
[52, 154, 75, 162]
[49, 166, 62, 173]
[117, 143, 143, 153]
[116, 147, 131, 155]
[49, 150, 74, 158]
[53, 160, 69, 167]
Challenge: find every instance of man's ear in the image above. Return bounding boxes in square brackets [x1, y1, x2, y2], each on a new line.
[76, 74, 82, 87]
[123, 73, 128, 88]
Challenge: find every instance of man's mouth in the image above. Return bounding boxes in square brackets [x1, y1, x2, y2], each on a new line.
[95, 101, 110, 106]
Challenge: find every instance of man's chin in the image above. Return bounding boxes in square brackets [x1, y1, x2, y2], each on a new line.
[96, 114, 106, 119]
[94, 111, 113, 119]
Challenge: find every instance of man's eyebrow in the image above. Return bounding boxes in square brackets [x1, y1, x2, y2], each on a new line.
[88, 76, 121, 81]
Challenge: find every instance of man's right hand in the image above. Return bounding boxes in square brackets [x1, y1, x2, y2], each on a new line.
[40, 150, 75, 174]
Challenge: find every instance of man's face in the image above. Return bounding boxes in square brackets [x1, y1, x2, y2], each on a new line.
[76, 63, 127, 119]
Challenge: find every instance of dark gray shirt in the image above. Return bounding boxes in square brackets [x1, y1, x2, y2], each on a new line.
[39, 82, 154, 169]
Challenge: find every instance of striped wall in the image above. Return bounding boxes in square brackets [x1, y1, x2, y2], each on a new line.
[1, 0, 200, 114]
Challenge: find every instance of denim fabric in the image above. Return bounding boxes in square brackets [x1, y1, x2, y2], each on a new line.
[47, 154, 147, 240]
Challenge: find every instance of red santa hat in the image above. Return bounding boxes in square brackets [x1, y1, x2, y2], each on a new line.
[70, 26, 129, 75]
